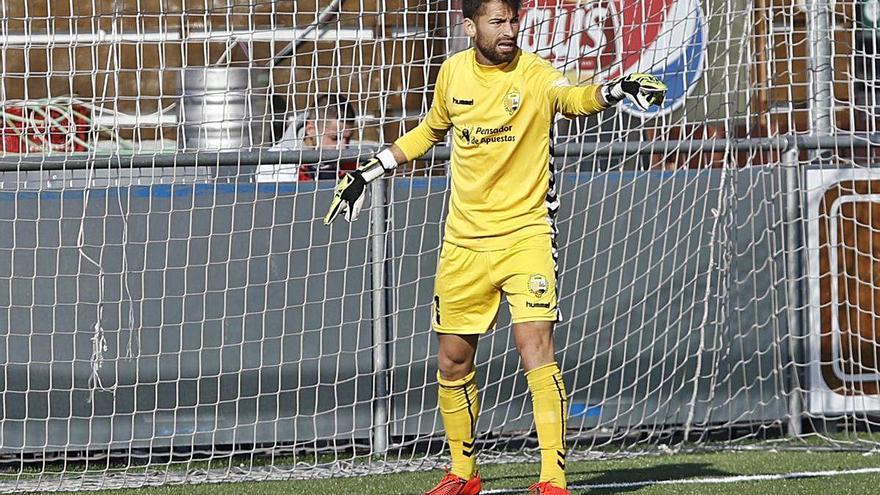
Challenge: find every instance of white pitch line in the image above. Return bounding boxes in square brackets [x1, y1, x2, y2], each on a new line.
[479, 467, 880, 493]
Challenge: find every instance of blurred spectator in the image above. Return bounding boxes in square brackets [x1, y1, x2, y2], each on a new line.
[256, 94, 356, 182]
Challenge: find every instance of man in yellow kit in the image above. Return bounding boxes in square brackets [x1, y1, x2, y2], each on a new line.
[324, 0, 666, 493]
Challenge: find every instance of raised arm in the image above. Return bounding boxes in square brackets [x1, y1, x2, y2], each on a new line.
[551, 82, 610, 118]
[537, 60, 667, 117]
[534, 60, 609, 118]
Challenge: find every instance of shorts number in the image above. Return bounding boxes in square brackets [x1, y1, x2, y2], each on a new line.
[434, 295, 441, 325]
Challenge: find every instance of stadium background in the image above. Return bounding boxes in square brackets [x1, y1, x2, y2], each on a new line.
[1, 0, 880, 493]
[0, 0, 868, 164]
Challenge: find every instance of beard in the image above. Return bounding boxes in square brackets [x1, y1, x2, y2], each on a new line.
[474, 34, 518, 65]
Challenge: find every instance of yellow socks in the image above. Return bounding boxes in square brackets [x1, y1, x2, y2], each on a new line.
[437, 370, 480, 480]
[526, 362, 568, 489]
[437, 364, 566, 486]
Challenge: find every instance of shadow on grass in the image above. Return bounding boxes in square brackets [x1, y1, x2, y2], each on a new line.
[568, 462, 732, 494]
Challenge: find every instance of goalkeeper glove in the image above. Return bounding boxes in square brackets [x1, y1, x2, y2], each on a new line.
[323, 149, 398, 224]
[602, 73, 667, 112]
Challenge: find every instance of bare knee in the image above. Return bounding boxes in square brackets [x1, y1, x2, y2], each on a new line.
[438, 352, 473, 381]
[437, 333, 479, 381]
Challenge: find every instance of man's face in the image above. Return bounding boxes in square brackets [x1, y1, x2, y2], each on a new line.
[467, 0, 520, 65]
[305, 119, 353, 149]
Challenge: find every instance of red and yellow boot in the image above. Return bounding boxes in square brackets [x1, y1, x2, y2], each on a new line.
[423, 471, 482, 495]
[527, 481, 570, 495]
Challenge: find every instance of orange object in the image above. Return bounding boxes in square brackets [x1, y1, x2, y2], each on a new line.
[423, 472, 482, 495]
[527, 481, 570, 495]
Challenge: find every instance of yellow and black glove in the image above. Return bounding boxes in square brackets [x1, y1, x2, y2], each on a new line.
[323, 150, 398, 224]
[602, 73, 667, 112]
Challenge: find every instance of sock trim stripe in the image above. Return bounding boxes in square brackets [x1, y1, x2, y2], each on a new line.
[557, 460, 566, 470]
[551, 374, 567, 448]
[463, 380, 476, 438]
[462, 439, 476, 458]
[437, 370, 476, 389]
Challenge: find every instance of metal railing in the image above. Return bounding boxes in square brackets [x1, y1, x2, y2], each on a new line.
[2, 135, 879, 172]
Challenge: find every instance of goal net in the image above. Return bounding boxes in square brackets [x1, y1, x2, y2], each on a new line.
[0, 0, 878, 491]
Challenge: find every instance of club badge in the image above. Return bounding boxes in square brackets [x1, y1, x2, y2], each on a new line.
[528, 274, 548, 297]
[503, 90, 521, 116]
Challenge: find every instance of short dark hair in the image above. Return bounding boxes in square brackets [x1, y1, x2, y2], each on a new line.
[461, 0, 521, 20]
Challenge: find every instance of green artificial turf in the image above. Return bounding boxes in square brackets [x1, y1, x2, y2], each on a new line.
[28, 450, 880, 495]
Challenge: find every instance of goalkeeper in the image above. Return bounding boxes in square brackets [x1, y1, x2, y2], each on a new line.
[325, 0, 666, 493]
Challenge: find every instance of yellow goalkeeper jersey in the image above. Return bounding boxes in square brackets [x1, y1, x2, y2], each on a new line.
[394, 48, 606, 251]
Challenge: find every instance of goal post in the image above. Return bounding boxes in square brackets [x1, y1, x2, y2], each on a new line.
[0, 0, 879, 492]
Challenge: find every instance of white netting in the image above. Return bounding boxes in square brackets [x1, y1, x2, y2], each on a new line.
[0, 0, 879, 492]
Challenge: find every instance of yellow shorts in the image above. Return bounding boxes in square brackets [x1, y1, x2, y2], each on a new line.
[432, 234, 560, 334]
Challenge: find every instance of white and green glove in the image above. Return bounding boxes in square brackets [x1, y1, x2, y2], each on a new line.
[602, 73, 667, 111]
[323, 149, 398, 224]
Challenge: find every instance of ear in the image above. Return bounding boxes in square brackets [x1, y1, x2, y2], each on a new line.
[304, 121, 316, 137]
[463, 17, 476, 38]
[303, 121, 317, 146]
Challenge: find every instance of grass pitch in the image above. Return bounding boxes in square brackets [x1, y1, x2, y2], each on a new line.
[42, 450, 880, 494]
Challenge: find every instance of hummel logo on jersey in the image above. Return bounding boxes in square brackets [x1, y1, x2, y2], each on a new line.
[453, 97, 474, 105]
[527, 301, 551, 309]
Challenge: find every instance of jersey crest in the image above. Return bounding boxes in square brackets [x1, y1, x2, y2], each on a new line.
[504, 90, 522, 116]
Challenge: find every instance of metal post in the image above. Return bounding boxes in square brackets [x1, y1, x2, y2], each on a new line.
[783, 145, 804, 438]
[6, 137, 880, 172]
[370, 178, 389, 454]
[806, 0, 835, 147]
